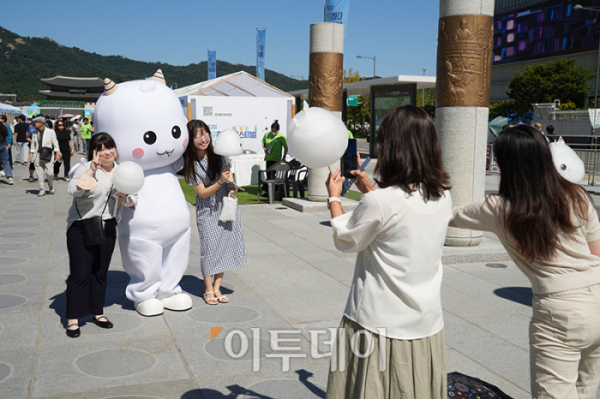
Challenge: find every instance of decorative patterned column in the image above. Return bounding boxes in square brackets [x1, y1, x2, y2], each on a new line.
[307, 22, 344, 202]
[436, 1, 494, 246]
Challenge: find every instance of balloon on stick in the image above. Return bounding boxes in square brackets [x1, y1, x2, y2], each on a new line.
[213, 129, 243, 157]
[113, 161, 145, 195]
[287, 101, 348, 168]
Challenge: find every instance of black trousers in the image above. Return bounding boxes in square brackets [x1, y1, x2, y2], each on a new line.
[65, 218, 117, 319]
[54, 144, 71, 177]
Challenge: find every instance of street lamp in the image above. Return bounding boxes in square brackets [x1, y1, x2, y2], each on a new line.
[357, 55, 376, 78]
[575, 4, 600, 184]
[422, 67, 427, 107]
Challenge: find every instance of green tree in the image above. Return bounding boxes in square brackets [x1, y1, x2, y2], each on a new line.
[344, 68, 370, 136]
[507, 59, 593, 108]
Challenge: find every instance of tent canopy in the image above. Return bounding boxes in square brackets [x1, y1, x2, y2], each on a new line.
[0, 103, 22, 114]
[175, 71, 293, 98]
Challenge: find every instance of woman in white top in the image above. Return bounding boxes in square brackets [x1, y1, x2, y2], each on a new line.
[451, 125, 600, 399]
[325, 105, 453, 399]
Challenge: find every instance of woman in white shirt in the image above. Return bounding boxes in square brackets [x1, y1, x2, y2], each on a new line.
[325, 105, 453, 399]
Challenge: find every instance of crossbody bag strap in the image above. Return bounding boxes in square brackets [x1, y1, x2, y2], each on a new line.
[75, 185, 113, 220]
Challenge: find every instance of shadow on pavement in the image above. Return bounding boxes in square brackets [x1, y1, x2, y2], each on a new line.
[493, 286, 532, 307]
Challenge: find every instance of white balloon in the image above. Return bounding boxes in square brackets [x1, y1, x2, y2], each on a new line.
[113, 161, 145, 195]
[214, 129, 243, 157]
[549, 137, 585, 183]
[287, 103, 348, 168]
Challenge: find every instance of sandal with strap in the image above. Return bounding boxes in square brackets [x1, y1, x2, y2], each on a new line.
[66, 323, 80, 338]
[215, 290, 229, 303]
[204, 291, 218, 305]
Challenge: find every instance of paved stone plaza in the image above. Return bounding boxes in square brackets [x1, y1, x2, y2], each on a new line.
[0, 161, 599, 399]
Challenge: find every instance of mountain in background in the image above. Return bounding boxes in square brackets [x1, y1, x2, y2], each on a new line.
[0, 26, 308, 102]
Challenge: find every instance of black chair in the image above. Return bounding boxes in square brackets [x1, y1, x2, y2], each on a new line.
[285, 160, 308, 198]
[257, 162, 291, 204]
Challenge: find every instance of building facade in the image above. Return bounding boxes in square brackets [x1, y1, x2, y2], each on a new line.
[39, 76, 104, 103]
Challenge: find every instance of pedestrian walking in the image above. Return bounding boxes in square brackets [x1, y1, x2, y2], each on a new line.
[183, 119, 246, 305]
[29, 116, 61, 196]
[451, 125, 600, 399]
[81, 118, 93, 155]
[53, 120, 74, 180]
[0, 119, 14, 185]
[13, 115, 30, 165]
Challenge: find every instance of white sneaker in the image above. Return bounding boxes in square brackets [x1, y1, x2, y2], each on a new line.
[38, 190, 46, 197]
[7, 177, 13, 185]
[50, 188, 55, 194]
[0, 171, 5, 177]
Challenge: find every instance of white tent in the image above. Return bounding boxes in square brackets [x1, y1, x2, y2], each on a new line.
[175, 71, 292, 98]
[175, 71, 294, 156]
[0, 103, 22, 114]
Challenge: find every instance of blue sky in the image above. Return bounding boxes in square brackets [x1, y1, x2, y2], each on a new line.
[1, 0, 441, 81]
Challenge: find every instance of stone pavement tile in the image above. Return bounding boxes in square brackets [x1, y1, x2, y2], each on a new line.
[268, 218, 321, 235]
[0, 312, 40, 352]
[38, 308, 172, 346]
[447, 348, 529, 399]
[236, 254, 317, 275]
[260, 288, 349, 325]
[164, 296, 290, 334]
[180, 272, 257, 300]
[245, 242, 291, 256]
[196, 363, 329, 399]
[328, 249, 357, 264]
[34, 379, 202, 399]
[175, 326, 328, 380]
[31, 336, 190, 397]
[443, 311, 513, 349]
[239, 269, 346, 297]
[293, 320, 342, 356]
[0, 347, 35, 399]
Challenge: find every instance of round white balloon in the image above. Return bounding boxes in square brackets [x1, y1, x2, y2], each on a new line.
[213, 129, 243, 157]
[549, 137, 585, 183]
[113, 161, 145, 195]
[287, 105, 348, 168]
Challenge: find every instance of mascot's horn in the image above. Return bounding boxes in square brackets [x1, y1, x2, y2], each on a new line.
[104, 78, 119, 95]
[151, 69, 166, 85]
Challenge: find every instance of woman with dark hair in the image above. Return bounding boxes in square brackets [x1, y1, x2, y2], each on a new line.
[325, 105, 452, 398]
[260, 119, 288, 196]
[183, 120, 246, 305]
[64, 132, 136, 338]
[451, 125, 600, 399]
[53, 120, 74, 180]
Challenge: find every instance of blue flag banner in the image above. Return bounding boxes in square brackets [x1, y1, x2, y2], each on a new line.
[208, 50, 217, 80]
[256, 28, 266, 81]
[324, 0, 350, 26]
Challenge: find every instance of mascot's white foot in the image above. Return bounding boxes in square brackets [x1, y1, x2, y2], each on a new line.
[134, 298, 164, 316]
[160, 293, 192, 311]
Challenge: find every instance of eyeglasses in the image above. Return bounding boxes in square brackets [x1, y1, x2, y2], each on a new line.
[57, 124, 64, 127]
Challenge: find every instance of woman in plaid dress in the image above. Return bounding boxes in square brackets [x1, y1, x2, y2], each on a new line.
[183, 120, 246, 305]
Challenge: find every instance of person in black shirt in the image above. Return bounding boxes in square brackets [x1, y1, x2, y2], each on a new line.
[13, 115, 31, 165]
[53, 121, 74, 180]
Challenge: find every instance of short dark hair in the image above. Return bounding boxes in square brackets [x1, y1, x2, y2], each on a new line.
[18, 115, 26, 122]
[45, 115, 50, 119]
[0, 115, 6, 123]
[546, 125, 555, 134]
[374, 105, 451, 200]
[271, 120, 280, 131]
[88, 132, 117, 162]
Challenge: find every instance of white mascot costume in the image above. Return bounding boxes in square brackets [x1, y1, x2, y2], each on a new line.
[95, 70, 192, 316]
[549, 136, 585, 184]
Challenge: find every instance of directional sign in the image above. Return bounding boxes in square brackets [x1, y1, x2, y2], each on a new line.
[347, 95, 358, 106]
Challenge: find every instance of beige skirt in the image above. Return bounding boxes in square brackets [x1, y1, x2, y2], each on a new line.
[325, 316, 447, 399]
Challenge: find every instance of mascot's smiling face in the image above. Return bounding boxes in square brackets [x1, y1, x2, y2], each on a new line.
[95, 70, 188, 171]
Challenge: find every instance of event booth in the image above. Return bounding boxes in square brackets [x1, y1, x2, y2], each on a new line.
[0, 103, 24, 124]
[175, 72, 295, 185]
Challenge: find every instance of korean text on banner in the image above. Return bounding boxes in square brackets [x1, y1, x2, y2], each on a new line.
[589, 109, 600, 129]
[324, 0, 350, 26]
[256, 29, 266, 81]
[208, 50, 217, 80]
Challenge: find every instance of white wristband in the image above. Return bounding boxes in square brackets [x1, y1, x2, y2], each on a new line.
[327, 197, 341, 209]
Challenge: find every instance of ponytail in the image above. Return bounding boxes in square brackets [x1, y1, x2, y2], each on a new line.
[271, 120, 280, 132]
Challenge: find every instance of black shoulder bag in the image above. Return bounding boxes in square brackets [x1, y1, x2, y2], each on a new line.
[75, 186, 113, 246]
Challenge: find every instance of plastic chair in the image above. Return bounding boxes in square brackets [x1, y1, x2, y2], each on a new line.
[285, 161, 308, 198]
[257, 162, 291, 204]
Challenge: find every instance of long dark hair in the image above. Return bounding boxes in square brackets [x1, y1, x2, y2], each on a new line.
[184, 119, 222, 184]
[493, 125, 591, 262]
[374, 105, 451, 200]
[88, 133, 116, 161]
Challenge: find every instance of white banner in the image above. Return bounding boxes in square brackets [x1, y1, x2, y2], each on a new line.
[589, 108, 600, 129]
[188, 96, 293, 155]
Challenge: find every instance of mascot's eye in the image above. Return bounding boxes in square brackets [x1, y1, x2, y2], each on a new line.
[560, 164, 567, 171]
[172, 126, 181, 139]
[143, 131, 157, 145]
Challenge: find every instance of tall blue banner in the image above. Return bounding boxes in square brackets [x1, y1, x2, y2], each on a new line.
[208, 50, 217, 80]
[256, 28, 266, 81]
[324, 0, 350, 26]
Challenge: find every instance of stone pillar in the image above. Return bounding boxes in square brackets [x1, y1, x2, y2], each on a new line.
[307, 22, 344, 202]
[436, 0, 494, 246]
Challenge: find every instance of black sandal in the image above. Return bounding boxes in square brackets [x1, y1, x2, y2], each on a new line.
[66, 324, 80, 338]
[93, 315, 113, 329]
